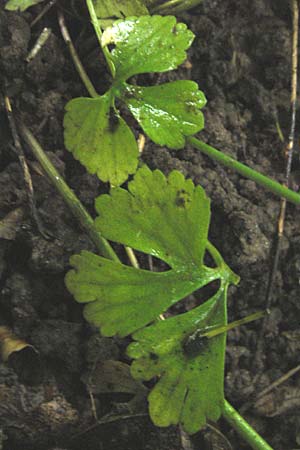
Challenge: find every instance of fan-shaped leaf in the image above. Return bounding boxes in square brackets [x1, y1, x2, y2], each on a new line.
[121, 81, 206, 149]
[66, 167, 239, 433]
[95, 166, 210, 269]
[64, 94, 138, 186]
[65, 250, 220, 337]
[102, 15, 194, 81]
[127, 284, 228, 433]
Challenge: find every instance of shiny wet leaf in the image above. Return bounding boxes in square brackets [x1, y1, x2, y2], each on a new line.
[64, 94, 138, 186]
[122, 81, 206, 149]
[102, 15, 194, 81]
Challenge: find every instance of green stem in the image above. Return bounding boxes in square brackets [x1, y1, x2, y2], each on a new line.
[85, 0, 116, 78]
[206, 241, 225, 267]
[206, 242, 240, 285]
[222, 400, 274, 450]
[187, 136, 300, 205]
[202, 310, 266, 338]
[18, 121, 120, 263]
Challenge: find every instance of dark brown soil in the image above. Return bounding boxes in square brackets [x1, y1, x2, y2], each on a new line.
[1, 1, 300, 449]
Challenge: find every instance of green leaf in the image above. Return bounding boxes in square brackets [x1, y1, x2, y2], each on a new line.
[65, 250, 219, 337]
[66, 167, 239, 432]
[64, 94, 138, 186]
[93, 0, 149, 28]
[95, 166, 211, 269]
[127, 284, 228, 433]
[5, 0, 44, 11]
[121, 81, 206, 149]
[101, 15, 194, 81]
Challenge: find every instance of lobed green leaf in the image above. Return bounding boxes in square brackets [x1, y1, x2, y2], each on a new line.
[128, 285, 228, 433]
[65, 250, 219, 337]
[66, 167, 239, 432]
[64, 94, 138, 186]
[121, 81, 206, 149]
[95, 166, 210, 270]
[101, 15, 194, 81]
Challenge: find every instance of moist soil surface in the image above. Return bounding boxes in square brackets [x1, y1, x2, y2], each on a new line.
[0, 1, 300, 449]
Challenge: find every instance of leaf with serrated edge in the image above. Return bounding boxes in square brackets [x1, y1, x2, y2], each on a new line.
[64, 94, 138, 186]
[121, 81, 206, 149]
[127, 284, 228, 433]
[65, 250, 220, 337]
[95, 166, 210, 270]
[102, 15, 194, 81]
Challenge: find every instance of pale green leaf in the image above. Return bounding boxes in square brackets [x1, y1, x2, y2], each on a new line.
[121, 81, 206, 149]
[94, 166, 211, 269]
[5, 0, 44, 11]
[64, 94, 138, 186]
[102, 15, 194, 81]
[66, 167, 239, 433]
[65, 250, 219, 337]
[93, 0, 149, 28]
[127, 284, 228, 433]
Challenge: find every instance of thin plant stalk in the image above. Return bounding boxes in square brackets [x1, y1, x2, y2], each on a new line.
[201, 310, 266, 339]
[58, 10, 98, 98]
[4, 95, 50, 239]
[151, 0, 202, 14]
[85, 0, 116, 78]
[222, 400, 273, 450]
[59, 6, 140, 269]
[18, 121, 119, 263]
[265, 0, 299, 309]
[187, 136, 300, 205]
[125, 246, 140, 268]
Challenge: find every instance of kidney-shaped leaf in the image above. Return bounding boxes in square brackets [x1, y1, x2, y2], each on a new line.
[127, 284, 228, 433]
[65, 250, 219, 337]
[95, 166, 210, 270]
[121, 81, 206, 149]
[64, 94, 138, 186]
[102, 15, 194, 81]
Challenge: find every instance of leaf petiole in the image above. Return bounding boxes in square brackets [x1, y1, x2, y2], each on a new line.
[206, 241, 239, 284]
[222, 400, 274, 450]
[187, 136, 300, 205]
[18, 121, 119, 262]
[85, 0, 116, 78]
[200, 309, 267, 339]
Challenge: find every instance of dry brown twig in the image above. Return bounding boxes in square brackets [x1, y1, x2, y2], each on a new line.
[4, 94, 51, 239]
[256, 0, 299, 361]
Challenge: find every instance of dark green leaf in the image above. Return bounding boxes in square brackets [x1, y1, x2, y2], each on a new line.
[121, 81, 206, 149]
[128, 284, 228, 433]
[64, 94, 138, 186]
[102, 15, 194, 81]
